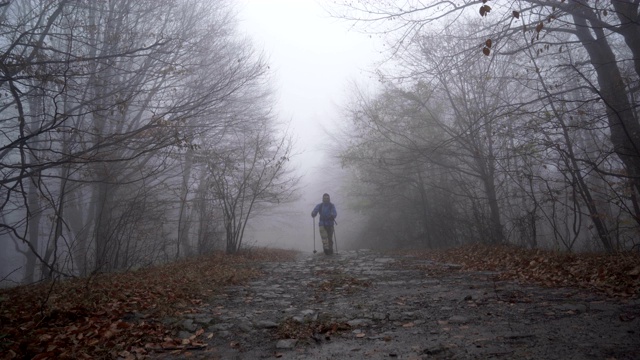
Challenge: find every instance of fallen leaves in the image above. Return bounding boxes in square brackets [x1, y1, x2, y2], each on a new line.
[275, 317, 351, 342]
[408, 244, 640, 298]
[0, 248, 298, 359]
[310, 274, 371, 294]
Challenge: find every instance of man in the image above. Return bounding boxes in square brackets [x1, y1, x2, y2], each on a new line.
[311, 193, 337, 255]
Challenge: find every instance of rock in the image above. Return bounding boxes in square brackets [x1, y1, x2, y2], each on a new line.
[448, 315, 469, 324]
[553, 303, 587, 314]
[161, 317, 178, 326]
[383, 280, 407, 286]
[121, 311, 143, 322]
[181, 319, 198, 331]
[300, 309, 315, 317]
[208, 323, 233, 332]
[347, 318, 371, 327]
[371, 312, 387, 320]
[237, 321, 253, 332]
[443, 263, 463, 270]
[262, 291, 279, 299]
[256, 320, 279, 329]
[423, 344, 448, 355]
[387, 313, 401, 321]
[276, 339, 297, 349]
[402, 311, 416, 319]
[194, 317, 213, 325]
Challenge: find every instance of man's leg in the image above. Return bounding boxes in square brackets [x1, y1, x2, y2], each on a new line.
[319, 226, 330, 255]
[325, 226, 334, 255]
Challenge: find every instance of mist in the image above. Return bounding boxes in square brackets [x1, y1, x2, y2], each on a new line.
[3, 0, 639, 288]
[245, 153, 367, 252]
[236, 0, 380, 252]
[2, 2, 639, 358]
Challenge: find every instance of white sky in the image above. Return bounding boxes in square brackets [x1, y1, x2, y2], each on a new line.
[236, 0, 384, 250]
[236, 0, 381, 173]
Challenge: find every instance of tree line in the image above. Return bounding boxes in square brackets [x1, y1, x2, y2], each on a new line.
[0, 0, 297, 285]
[333, 0, 639, 253]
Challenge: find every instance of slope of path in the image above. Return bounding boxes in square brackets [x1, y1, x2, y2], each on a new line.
[153, 249, 640, 359]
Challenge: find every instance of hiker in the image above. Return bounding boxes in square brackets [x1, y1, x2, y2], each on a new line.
[311, 193, 337, 255]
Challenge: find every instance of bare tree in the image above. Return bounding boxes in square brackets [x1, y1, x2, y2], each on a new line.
[331, 0, 640, 252]
[338, 81, 471, 249]
[207, 119, 298, 254]
[0, 0, 283, 283]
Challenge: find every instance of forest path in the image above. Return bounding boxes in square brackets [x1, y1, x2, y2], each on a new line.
[153, 249, 640, 359]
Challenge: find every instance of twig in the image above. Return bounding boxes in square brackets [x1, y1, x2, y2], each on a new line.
[0, 266, 22, 285]
[152, 344, 208, 352]
[492, 276, 501, 301]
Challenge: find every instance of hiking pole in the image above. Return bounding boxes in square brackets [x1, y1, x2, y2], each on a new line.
[333, 220, 338, 254]
[313, 218, 317, 254]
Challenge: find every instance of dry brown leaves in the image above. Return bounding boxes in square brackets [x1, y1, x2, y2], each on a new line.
[310, 272, 371, 295]
[276, 317, 351, 342]
[408, 244, 640, 298]
[0, 248, 298, 360]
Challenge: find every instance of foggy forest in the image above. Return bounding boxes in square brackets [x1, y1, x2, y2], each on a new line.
[1, 0, 639, 284]
[1, 0, 640, 358]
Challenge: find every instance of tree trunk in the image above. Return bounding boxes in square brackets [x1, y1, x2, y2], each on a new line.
[572, 7, 640, 199]
[416, 170, 433, 248]
[176, 149, 194, 259]
[23, 176, 41, 284]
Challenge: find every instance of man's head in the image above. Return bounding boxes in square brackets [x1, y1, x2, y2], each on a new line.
[322, 193, 330, 203]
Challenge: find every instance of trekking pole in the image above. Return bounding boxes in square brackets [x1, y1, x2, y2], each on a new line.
[333, 220, 338, 254]
[313, 218, 317, 254]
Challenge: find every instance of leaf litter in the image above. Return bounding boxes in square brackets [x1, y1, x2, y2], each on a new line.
[2, 244, 639, 358]
[0, 248, 297, 359]
[407, 244, 640, 298]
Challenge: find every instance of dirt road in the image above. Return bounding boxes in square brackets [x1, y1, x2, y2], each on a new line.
[154, 249, 640, 359]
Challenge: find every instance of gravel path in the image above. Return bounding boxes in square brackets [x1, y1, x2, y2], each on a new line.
[153, 249, 640, 359]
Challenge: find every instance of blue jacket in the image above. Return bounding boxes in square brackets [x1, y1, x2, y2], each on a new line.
[312, 202, 337, 227]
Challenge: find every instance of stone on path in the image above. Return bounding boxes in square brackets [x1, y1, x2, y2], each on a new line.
[275, 339, 297, 349]
[156, 250, 639, 360]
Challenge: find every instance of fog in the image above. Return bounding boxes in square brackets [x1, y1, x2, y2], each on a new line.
[0, 0, 380, 285]
[237, 0, 381, 251]
[3, 1, 636, 286]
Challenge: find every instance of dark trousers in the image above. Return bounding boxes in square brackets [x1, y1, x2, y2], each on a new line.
[319, 225, 334, 255]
